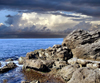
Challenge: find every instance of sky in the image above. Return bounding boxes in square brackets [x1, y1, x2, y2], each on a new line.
[0, 0, 100, 38]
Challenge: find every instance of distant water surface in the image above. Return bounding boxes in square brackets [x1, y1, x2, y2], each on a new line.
[0, 38, 63, 83]
[0, 38, 63, 60]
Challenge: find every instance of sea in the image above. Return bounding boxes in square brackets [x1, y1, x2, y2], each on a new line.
[0, 38, 63, 83]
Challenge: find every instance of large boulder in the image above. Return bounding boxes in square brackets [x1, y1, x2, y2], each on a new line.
[57, 64, 80, 82]
[62, 29, 100, 60]
[68, 67, 100, 83]
[0, 62, 17, 73]
[23, 59, 50, 72]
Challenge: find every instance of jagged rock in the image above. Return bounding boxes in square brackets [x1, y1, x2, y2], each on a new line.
[56, 48, 63, 53]
[46, 47, 53, 52]
[68, 58, 77, 65]
[41, 60, 54, 68]
[0, 62, 17, 73]
[57, 64, 80, 82]
[53, 61, 67, 69]
[18, 57, 25, 64]
[53, 45, 62, 48]
[23, 59, 50, 72]
[62, 29, 90, 49]
[56, 50, 72, 61]
[62, 29, 100, 60]
[26, 51, 38, 59]
[68, 67, 100, 83]
[5, 58, 13, 62]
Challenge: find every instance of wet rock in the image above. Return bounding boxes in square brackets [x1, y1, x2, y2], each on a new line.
[62, 29, 100, 60]
[5, 58, 13, 62]
[58, 64, 80, 82]
[18, 57, 25, 64]
[68, 67, 100, 83]
[0, 62, 17, 73]
[3, 79, 7, 83]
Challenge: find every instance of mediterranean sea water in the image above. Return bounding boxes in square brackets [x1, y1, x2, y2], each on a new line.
[0, 38, 63, 83]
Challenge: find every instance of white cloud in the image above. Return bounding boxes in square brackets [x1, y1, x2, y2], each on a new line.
[7, 12, 79, 31]
[0, 23, 4, 26]
[5, 11, 100, 32]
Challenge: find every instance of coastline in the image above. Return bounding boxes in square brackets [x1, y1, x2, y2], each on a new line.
[1, 29, 100, 83]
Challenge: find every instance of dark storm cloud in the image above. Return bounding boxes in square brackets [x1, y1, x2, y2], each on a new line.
[0, 25, 67, 38]
[0, 24, 12, 33]
[50, 12, 81, 18]
[70, 0, 100, 6]
[0, 0, 100, 17]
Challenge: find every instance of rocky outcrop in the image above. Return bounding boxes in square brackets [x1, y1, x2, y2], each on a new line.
[62, 29, 100, 60]
[0, 62, 17, 73]
[68, 67, 100, 83]
[26, 45, 72, 61]
[23, 44, 73, 71]
[21, 29, 100, 83]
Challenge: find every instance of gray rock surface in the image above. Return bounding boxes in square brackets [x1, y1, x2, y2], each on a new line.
[23, 59, 51, 71]
[62, 29, 100, 60]
[68, 67, 100, 83]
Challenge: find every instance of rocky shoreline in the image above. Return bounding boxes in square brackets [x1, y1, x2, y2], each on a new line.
[1, 29, 100, 83]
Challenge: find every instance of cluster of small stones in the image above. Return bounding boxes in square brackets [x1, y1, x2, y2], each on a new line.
[21, 44, 73, 71]
[26, 44, 72, 61]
